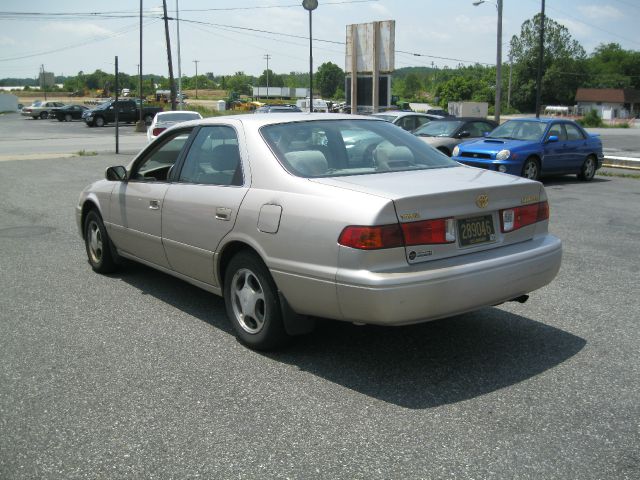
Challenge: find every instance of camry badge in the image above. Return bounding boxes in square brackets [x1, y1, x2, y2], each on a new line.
[476, 194, 489, 208]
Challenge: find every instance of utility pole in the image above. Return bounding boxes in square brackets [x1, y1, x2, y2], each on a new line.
[193, 60, 199, 99]
[495, 0, 503, 123]
[264, 54, 271, 100]
[115, 56, 119, 154]
[162, 0, 177, 110]
[41, 64, 47, 101]
[507, 49, 513, 110]
[136, 0, 145, 132]
[176, 0, 182, 110]
[535, 0, 546, 118]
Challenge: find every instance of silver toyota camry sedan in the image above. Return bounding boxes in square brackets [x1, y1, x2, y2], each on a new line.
[77, 113, 562, 350]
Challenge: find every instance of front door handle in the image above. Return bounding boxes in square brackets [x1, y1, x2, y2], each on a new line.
[215, 207, 232, 221]
[149, 200, 160, 210]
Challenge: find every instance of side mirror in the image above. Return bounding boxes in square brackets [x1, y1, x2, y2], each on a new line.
[106, 165, 127, 181]
[547, 135, 559, 143]
[458, 131, 471, 138]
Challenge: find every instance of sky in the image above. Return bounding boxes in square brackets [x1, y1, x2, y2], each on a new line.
[0, 0, 639, 81]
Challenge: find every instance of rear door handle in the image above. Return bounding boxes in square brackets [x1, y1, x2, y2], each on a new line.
[215, 207, 232, 221]
[149, 200, 160, 210]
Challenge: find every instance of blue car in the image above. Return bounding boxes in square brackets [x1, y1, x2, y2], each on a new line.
[451, 118, 604, 181]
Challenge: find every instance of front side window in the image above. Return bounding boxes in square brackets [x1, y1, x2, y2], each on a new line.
[261, 119, 457, 178]
[178, 126, 242, 186]
[547, 123, 567, 141]
[132, 130, 192, 181]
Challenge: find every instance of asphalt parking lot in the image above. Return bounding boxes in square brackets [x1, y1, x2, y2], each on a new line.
[0, 113, 639, 479]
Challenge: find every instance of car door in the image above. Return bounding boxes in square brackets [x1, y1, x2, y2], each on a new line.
[542, 122, 568, 173]
[161, 125, 249, 287]
[563, 122, 589, 171]
[107, 129, 193, 268]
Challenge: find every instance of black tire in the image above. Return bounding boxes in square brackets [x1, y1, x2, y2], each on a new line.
[224, 251, 290, 350]
[95, 116, 105, 127]
[578, 155, 597, 181]
[521, 157, 540, 180]
[84, 210, 118, 274]
[39, 111, 48, 120]
[144, 114, 153, 125]
[57, 117, 64, 122]
[65, 113, 72, 122]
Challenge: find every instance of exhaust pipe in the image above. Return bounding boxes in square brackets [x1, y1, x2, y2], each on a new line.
[510, 295, 529, 304]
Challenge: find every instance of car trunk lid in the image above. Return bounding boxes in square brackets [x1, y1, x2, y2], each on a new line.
[312, 166, 545, 264]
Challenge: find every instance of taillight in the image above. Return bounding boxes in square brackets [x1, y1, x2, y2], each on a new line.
[338, 224, 404, 250]
[401, 218, 455, 245]
[338, 217, 456, 250]
[152, 127, 166, 136]
[500, 201, 549, 232]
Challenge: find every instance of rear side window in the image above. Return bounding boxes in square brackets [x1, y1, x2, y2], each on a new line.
[565, 124, 585, 140]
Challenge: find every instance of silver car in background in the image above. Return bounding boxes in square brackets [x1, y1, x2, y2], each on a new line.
[77, 114, 562, 350]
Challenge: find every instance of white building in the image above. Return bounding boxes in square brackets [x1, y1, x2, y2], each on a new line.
[575, 88, 640, 119]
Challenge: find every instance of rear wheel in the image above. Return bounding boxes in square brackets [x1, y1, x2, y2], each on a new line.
[224, 251, 290, 350]
[39, 111, 48, 120]
[84, 210, 117, 273]
[578, 155, 597, 181]
[65, 113, 72, 122]
[521, 157, 540, 180]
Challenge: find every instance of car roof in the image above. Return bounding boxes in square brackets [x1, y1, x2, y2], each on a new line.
[372, 111, 436, 118]
[430, 117, 493, 122]
[505, 117, 564, 124]
[175, 112, 381, 130]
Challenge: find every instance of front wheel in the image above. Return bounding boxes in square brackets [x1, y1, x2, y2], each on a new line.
[84, 210, 118, 273]
[578, 155, 597, 181]
[65, 113, 72, 122]
[224, 251, 290, 350]
[521, 157, 540, 180]
[144, 114, 153, 125]
[95, 116, 105, 127]
[39, 111, 48, 120]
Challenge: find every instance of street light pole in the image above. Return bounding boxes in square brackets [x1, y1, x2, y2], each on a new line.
[302, 0, 318, 112]
[473, 0, 502, 123]
[176, 0, 182, 110]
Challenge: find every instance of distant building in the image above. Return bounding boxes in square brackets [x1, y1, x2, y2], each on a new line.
[575, 88, 640, 119]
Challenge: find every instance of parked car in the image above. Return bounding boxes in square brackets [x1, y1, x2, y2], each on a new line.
[255, 104, 302, 113]
[371, 111, 443, 131]
[77, 114, 562, 350]
[50, 104, 89, 122]
[414, 117, 498, 156]
[21, 101, 66, 120]
[147, 110, 203, 142]
[452, 118, 604, 181]
[82, 99, 163, 127]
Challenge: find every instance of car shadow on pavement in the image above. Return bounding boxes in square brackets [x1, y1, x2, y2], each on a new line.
[268, 309, 586, 410]
[541, 175, 609, 186]
[113, 263, 585, 410]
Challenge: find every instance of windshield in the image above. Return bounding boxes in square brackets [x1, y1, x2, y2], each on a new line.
[414, 120, 463, 137]
[261, 119, 456, 178]
[488, 120, 545, 141]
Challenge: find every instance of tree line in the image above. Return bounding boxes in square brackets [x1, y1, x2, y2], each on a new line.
[3, 14, 638, 111]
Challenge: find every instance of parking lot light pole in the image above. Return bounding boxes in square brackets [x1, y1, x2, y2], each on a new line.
[193, 60, 199, 99]
[302, 0, 318, 112]
[473, 0, 502, 123]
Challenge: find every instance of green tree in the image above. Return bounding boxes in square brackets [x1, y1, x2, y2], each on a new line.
[315, 62, 344, 98]
[510, 14, 586, 111]
[226, 71, 252, 95]
[402, 72, 422, 99]
[257, 69, 284, 88]
[585, 43, 640, 89]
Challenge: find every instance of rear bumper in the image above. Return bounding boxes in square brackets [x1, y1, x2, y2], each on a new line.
[335, 234, 562, 325]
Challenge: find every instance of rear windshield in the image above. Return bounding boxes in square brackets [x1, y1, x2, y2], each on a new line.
[261, 119, 457, 178]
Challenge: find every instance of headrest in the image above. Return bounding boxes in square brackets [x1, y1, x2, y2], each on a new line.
[211, 144, 240, 171]
[284, 150, 328, 176]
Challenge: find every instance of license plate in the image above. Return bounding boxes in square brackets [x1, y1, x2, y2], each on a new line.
[457, 215, 496, 247]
